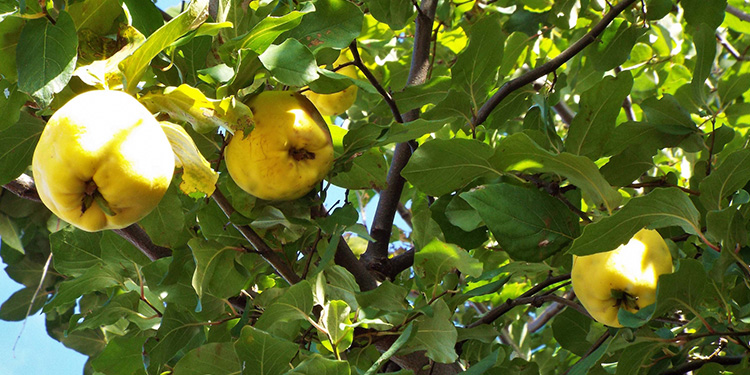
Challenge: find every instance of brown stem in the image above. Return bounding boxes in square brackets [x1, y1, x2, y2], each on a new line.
[349, 40, 404, 124]
[661, 356, 744, 375]
[211, 189, 302, 285]
[473, 0, 639, 127]
[361, 0, 438, 272]
[726, 5, 750, 23]
[562, 331, 611, 375]
[3, 174, 41, 202]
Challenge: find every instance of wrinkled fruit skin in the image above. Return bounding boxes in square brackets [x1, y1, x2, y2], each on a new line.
[571, 229, 673, 327]
[225, 91, 334, 201]
[303, 53, 358, 116]
[32, 90, 175, 232]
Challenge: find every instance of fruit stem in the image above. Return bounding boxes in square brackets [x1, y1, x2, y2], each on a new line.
[80, 180, 116, 216]
[611, 289, 639, 311]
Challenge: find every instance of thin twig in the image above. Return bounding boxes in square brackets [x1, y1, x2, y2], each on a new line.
[211, 189, 302, 285]
[562, 331, 611, 375]
[660, 355, 744, 375]
[473, 0, 639, 127]
[727, 5, 750, 23]
[349, 40, 404, 123]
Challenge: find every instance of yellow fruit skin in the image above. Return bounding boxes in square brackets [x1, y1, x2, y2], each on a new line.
[303, 53, 358, 116]
[571, 229, 673, 327]
[32, 90, 175, 232]
[225, 91, 334, 201]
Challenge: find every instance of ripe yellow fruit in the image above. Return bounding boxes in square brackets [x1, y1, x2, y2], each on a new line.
[224, 91, 334, 201]
[303, 52, 358, 116]
[32, 90, 175, 232]
[571, 229, 673, 327]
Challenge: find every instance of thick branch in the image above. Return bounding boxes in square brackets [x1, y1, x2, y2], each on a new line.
[661, 356, 744, 375]
[211, 189, 302, 285]
[3, 174, 41, 202]
[114, 225, 172, 261]
[473, 0, 639, 126]
[362, 0, 438, 269]
[727, 5, 750, 23]
[335, 240, 378, 291]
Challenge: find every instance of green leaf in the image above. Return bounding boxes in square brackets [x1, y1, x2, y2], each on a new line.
[0, 212, 23, 254]
[700, 148, 750, 211]
[614, 342, 666, 375]
[706, 208, 747, 248]
[718, 73, 750, 106]
[356, 280, 409, 312]
[289, 0, 363, 51]
[259, 38, 319, 86]
[381, 119, 447, 145]
[654, 259, 707, 318]
[640, 95, 697, 134]
[568, 188, 701, 256]
[50, 228, 104, 277]
[320, 300, 353, 353]
[414, 239, 483, 287]
[401, 138, 499, 196]
[565, 72, 633, 159]
[73, 291, 152, 332]
[172, 342, 241, 375]
[461, 183, 580, 262]
[122, 0, 164, 37]
[690, 24, 716, 103]
[189, 239, 247, 300]
[100, 229, 152, 266]
[256, 280, 314, 331]
[363, 0, 413, 30]
[120, 0, 209, 93]
[235, 326, 298, 375]
[286, 354, 351, 375]
[0, 112, 43, 185]
[452, 14, 504, 103]
[494, 133, 622, 213]
[405, 299, 458, 363]
[682, 0, 726, 29]
[0, 286, 47, 321]
[0, 15, 23, 81]
[90, 332, 150, 375]
[140, 187, 186, 248]
[0, 80, 26, 131]
[144, 304, 205, 371]
[16, 11, 77, 105]
[500, 32, 533, 77]
[67, 0, 122, 34]
[226, 8, 308, 54]
[44, 263, 124, 312]
[588, 20, 640, 71]
[551, 308, 594, 356]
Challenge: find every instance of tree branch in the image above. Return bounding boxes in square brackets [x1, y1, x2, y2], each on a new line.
[467, 273, 572, 328]
[211, 189, 302, 285]
[473, 0, 639, 126]
[3, 174, 41, 202]
[661, 356, 744, 375]
[727, 5, 750, 23]
[361, 0, 438, 271]
[527, 290, 576, 333]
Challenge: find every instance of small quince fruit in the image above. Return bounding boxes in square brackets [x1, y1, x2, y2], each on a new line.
[224, 91, 334, 201]
[571, 228, 673, 327]
[303, 52, 358, 116]
[32, 90, 175, 232]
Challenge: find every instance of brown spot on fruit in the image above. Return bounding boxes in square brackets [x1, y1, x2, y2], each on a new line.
[290, 148, 315, 161]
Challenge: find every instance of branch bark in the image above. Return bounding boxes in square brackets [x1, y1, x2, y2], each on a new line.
[361, 0, 438, 272]
[727, 5, 750, 23]
[473, 0, 639, 127]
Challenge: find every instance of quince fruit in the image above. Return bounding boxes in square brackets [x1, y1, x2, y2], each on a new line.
[571, 228, 673, 327]
[32, 90, 175, 232]
[224, 91, 334, 201]
[303, 52, 358, 116]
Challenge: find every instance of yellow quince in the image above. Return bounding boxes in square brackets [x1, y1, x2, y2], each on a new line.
[303, 51, 358, 116]
[224, 91, 334, 201]
[571, 228, 673, 327]
[32, 90, 175, 232]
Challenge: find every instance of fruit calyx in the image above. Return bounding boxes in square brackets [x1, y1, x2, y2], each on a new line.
[289, 147, 315, 161]
[611, 289, 639, 311]
[81, 180, 116, 216]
